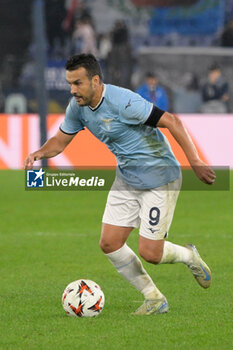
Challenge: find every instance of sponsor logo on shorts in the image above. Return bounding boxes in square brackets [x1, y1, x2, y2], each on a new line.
[148, 228, 159, 234]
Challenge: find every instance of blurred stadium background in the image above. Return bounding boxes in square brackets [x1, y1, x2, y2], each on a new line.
[0, 0, 233, 168]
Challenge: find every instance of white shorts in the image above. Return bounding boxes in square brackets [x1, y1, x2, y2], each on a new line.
[102, 176, 182, 240]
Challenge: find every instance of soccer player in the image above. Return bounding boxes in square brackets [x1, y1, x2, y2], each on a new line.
[24, 54, 216, 315]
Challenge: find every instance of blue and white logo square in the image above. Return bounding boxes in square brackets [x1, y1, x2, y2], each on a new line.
[26, 168, 45, 188]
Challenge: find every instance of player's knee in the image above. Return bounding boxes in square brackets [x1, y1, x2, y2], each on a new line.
[139, 247, 163, 265]
[99, 237, 117, 254]
[99, 237, 109, 253]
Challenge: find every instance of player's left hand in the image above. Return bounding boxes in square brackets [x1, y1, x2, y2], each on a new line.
[191, 160, 216, 185]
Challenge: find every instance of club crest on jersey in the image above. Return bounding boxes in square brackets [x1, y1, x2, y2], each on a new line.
[101, 118, 113, 131]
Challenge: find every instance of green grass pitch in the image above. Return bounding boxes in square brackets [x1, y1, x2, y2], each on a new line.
[0, 170, 232, 350]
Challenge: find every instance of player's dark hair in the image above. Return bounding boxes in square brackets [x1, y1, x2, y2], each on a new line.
[65, 54, 103, 81]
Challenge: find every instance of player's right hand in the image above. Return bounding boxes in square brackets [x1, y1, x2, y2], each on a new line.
[24, 153, 42, 169]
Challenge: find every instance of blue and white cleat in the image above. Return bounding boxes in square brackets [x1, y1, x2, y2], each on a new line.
[131, 297, 169, 315]
[185, 244, 211, 288]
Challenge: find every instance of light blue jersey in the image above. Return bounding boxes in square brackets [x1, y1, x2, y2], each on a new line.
[60, 84, 180, 189]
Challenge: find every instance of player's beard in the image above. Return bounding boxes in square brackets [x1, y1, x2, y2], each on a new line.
[74, 83, 95, 107]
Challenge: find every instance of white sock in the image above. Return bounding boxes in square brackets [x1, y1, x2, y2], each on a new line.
[106, 244, 163, 299]
[160, 241, 192, 265]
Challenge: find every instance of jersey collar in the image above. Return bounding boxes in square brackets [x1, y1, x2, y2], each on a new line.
[88, 84, 106, 111]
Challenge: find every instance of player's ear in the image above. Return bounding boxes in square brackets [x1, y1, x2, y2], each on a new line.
[92, 75, 100, 87]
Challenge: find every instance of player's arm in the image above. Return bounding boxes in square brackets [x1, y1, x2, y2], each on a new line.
[144, 107, 216, 184]
[155, 111, 216, 184]
[24, 129, 75, 169]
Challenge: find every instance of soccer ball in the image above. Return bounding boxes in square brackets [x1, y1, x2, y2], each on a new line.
[62, 279, 105, 317]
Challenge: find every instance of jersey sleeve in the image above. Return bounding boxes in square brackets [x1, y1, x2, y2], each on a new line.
[119, 90, 153, 125]
[60, 98, 84, 135]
